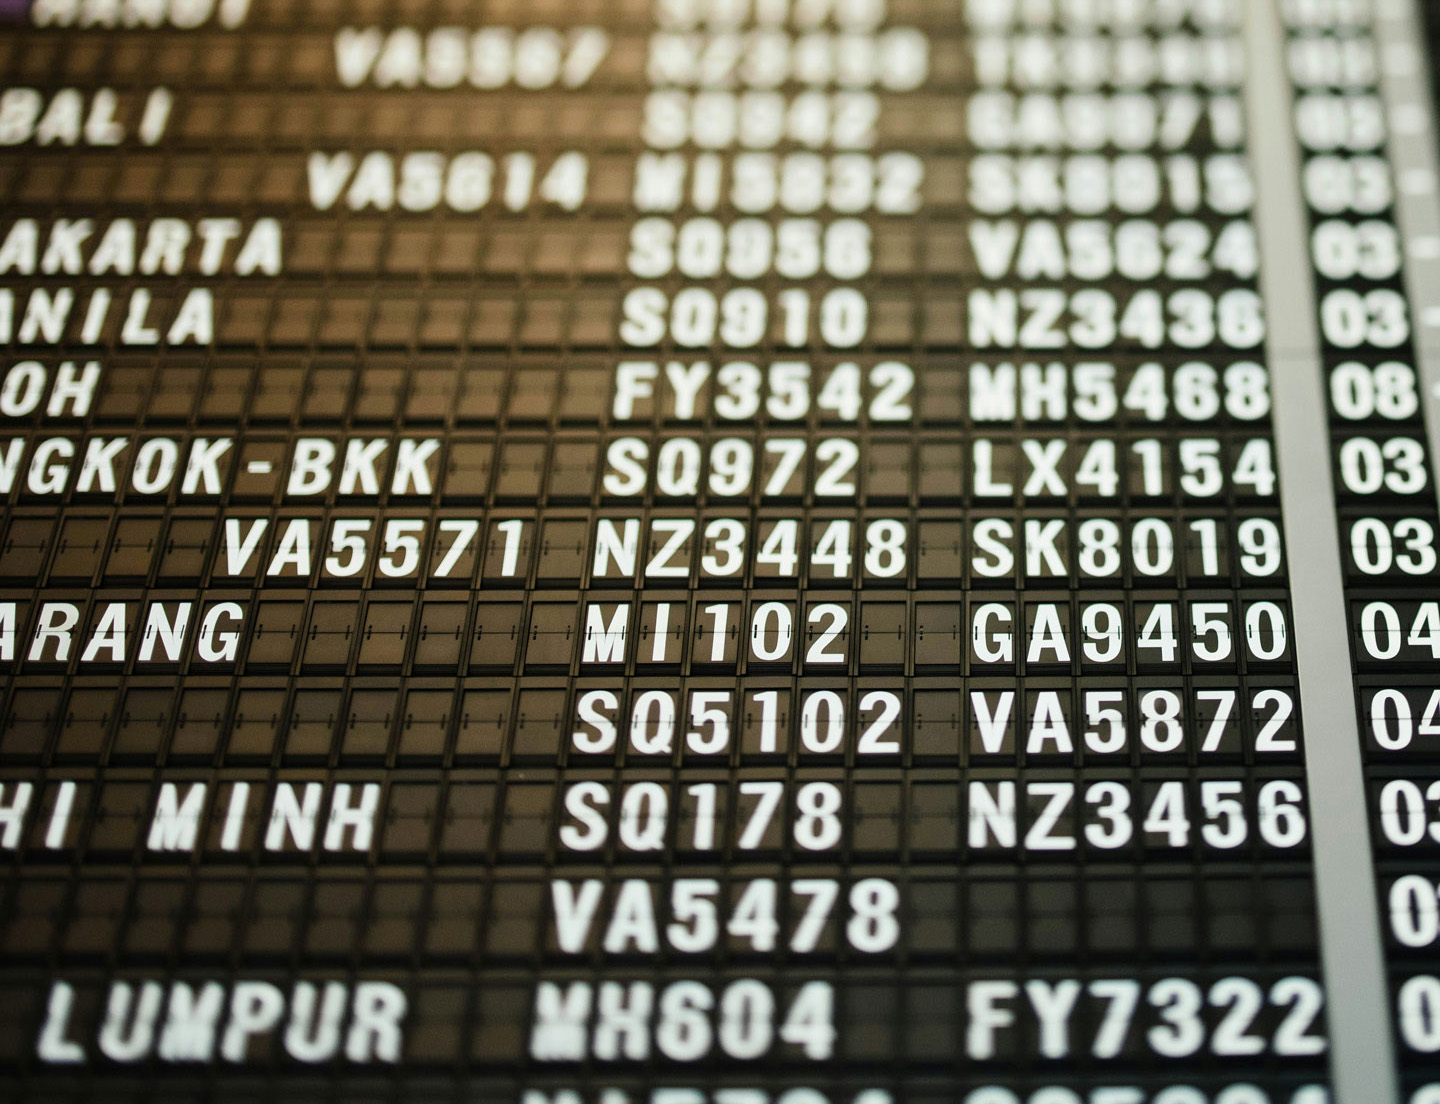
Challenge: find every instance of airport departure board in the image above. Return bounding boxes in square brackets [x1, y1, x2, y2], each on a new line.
[6, 0, 1440, 1101]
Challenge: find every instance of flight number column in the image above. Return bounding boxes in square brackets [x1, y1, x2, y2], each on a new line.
[529, 0, 921, 1091]
[955, 0, 1328, 1095]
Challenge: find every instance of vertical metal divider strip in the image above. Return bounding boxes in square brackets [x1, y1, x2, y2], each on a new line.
[1244, 3, 1399, 1100]
[1373, 0, 1440, 514]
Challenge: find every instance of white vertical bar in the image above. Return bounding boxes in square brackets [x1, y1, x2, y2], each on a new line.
[1244, 3, 1400, 1100]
